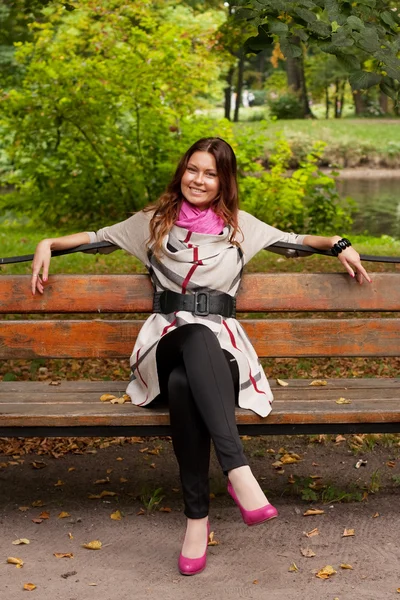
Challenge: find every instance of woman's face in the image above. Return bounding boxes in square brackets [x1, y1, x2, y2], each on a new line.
[180, 151, 220, 210]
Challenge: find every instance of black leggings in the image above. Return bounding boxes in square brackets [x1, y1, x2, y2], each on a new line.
[153, 323, 248, 519]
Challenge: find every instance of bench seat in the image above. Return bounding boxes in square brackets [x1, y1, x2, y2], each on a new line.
[1, 378, 399, 437]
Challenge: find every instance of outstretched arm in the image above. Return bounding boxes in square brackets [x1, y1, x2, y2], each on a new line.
[303, 234, 371, 284]
[31, 232, 90, 295]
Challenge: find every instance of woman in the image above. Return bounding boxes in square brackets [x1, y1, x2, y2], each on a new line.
[31, 137, 371, 576]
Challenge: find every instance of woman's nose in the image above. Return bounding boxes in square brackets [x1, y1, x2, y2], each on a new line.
[193, 171, 204, 185]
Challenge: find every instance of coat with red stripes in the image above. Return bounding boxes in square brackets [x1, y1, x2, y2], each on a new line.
[88, 209, 305, 417]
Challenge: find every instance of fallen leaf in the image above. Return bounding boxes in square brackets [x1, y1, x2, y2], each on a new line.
[23, 583, 36, 591]
[32, 500, 45, 507]
[68, 467, 75, 473]
[139, 447, 149, 454]
[110, 510, 123, 521]
[39, 511, 50, 519]
[304, 509, 324, 516]
[88, 583, 97, 586]
[276, 378, 289, 387]
[316, 565, 337, 579]
[272, 460, 283, 468]
[340, 563, 353, 569]
[335, 435, 346, 444]
[116, 457, 124, 461]
[106, 469, 113, 474]
[100, 394, 117, 402]
[149, 463, 156, 469]
[110, 397, 127, 404]
[148, 447, 162, 456]
[288, 562, 299, 572]
[31, 461, 47, 469]
[31, 519, 43, 524]
[287, 474, 295, 484]
[281, 453, 301, 464]
[120, 477, 128, 483]
[49, 380, 61, 386]
[342, 528, 355, 537]
[372, 512, 380, 518]
[7, 557, 24, 566]
[300, 548, 316, 558]
[54, 480, 64, 487]
[18, 506, 30, 512]
[240, 435, 252, 441]
[12, 539, 30, 545]
[336, 397, 351, 404]
[396, 588, 400, 593]
[58, 512, 70, 519]
[94, 478, 110, 485]
[387, 461, 396, 468]
[207, 531, 219, 546]
[54, 553, 73, 559]
[309, 380, 327, 386]
[159, 507, 172, 513]
[82, 540, 102, 550]
[68, 533, 73, 539]
[136, 508, 145, 516]
[253, 579, 258, 584]
[305, 528, 319, 538]
[88, 490, 117, 499]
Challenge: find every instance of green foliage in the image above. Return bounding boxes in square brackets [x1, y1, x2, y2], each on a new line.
[241, 0, 400, 101]
[267, 92, 304, 119]
[0, 0, 226, 227]
[238, 132, 352, 234]
[288, 475, 364, 503]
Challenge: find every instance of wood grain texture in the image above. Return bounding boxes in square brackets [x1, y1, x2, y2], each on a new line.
[0, 318, 399, 359]
[0, 379, 399, 427]
[1, 273, 399, 313]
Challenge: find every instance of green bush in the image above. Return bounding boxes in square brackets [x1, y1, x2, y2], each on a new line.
[267, 93, 304, 120]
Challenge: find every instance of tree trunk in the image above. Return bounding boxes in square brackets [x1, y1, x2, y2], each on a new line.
[325, 87, 330, 119]
[224, 65, 235, 121]
[352, 90, 365, 115]
[233, 49, 244, 123]
[334, 79, 340, 118]
[339, 81, 345, 118]
[379, 91, 388, 114]
[286, 40, 314, 119]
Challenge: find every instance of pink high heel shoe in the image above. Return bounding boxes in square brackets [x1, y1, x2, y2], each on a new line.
[227, 481, 278, 526]
[178, 521, 210, 576]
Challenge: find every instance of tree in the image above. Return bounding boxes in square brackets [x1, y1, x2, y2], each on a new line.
[240, 0, 400, 104]
[0, 0, 226, 226]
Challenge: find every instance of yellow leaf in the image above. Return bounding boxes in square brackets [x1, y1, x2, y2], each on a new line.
[316, 565, 337, 579]
[300, 548, 316, 558]
[68, 467, 75, 472]
[54, 553, 73, 559]
[23, 583, 36, 591]
[309, 380, 327, 386]
[58, 512, 70, 519]
[120, 477, 128, 483]
[303, 509, 324, 516]
[288, 474, 295, 484]
[110, 510, 123, 521]
[336, 397, 351, 404]
[88, 490, 117, 499]
[7, 557, 24, 566]
[32, 500, 44, 507]
[373, 512, 380, 518]
[94, 478, 110, 485]
[340, 563, 353, 569]
[159, 507, 172, 513]
[342, 528, 355, 537]
[12, 539, 30, 545]
[100, 394, 117, 402]
[39, 511, 50, 519]
[335, 435, 346, 443]
[110, 397, 127, 404]
[276, 378, 289, 387]
[106, 469, 113, 474]
[54, 480, 64, 487]
[305, 528, 319, 537]
[68, 533, 73, 539]
[396, 588, 400, 593]
[32, 461, 47, 469]
[82, 540, 102, 550]
[288, 562, 299, 572]
[281, 453, 301, 464]
[207, 531, 220, 546]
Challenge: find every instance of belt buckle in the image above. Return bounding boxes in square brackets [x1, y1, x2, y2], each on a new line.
[194, 291, 209, 316]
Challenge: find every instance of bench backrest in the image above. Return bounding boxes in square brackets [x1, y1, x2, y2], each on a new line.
[0, 273, 399, 359]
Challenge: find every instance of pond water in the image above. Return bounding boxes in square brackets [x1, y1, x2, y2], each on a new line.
[336, 175, 400, 238]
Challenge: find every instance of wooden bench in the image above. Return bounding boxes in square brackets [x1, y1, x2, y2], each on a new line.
[0, 273, 399, 438]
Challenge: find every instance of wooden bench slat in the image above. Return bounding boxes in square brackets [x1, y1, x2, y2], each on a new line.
[1, 273, 399, 313]
[1, 379, 398, 394]
[1, 319, 399, 358]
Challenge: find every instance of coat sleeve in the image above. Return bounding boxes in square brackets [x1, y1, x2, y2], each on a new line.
[238, 210, 306, 264]
[86, 210, 152, 265]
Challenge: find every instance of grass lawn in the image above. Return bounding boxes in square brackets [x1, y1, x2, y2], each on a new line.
[1, 225, 399, 277]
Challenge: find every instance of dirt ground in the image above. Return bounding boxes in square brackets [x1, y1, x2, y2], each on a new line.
[1, 434, 399, 600]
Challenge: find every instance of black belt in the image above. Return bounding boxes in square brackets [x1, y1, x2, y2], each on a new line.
[153, 290, 236, 318]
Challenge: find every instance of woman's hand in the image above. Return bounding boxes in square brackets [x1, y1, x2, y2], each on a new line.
[31, 239, 52, 295]
[337, 245, 371, 285]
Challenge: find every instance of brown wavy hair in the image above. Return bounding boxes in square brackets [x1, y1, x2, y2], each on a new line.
[145, 137, 240, 256]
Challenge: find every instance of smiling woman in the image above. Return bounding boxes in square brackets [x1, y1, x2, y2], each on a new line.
[29, 136, 369, 577]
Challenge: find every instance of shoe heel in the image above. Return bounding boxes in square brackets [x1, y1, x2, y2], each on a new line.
[227, 481, 278, 526]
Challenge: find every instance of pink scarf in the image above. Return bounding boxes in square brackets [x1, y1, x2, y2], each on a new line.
[175, 200, 224, 235]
